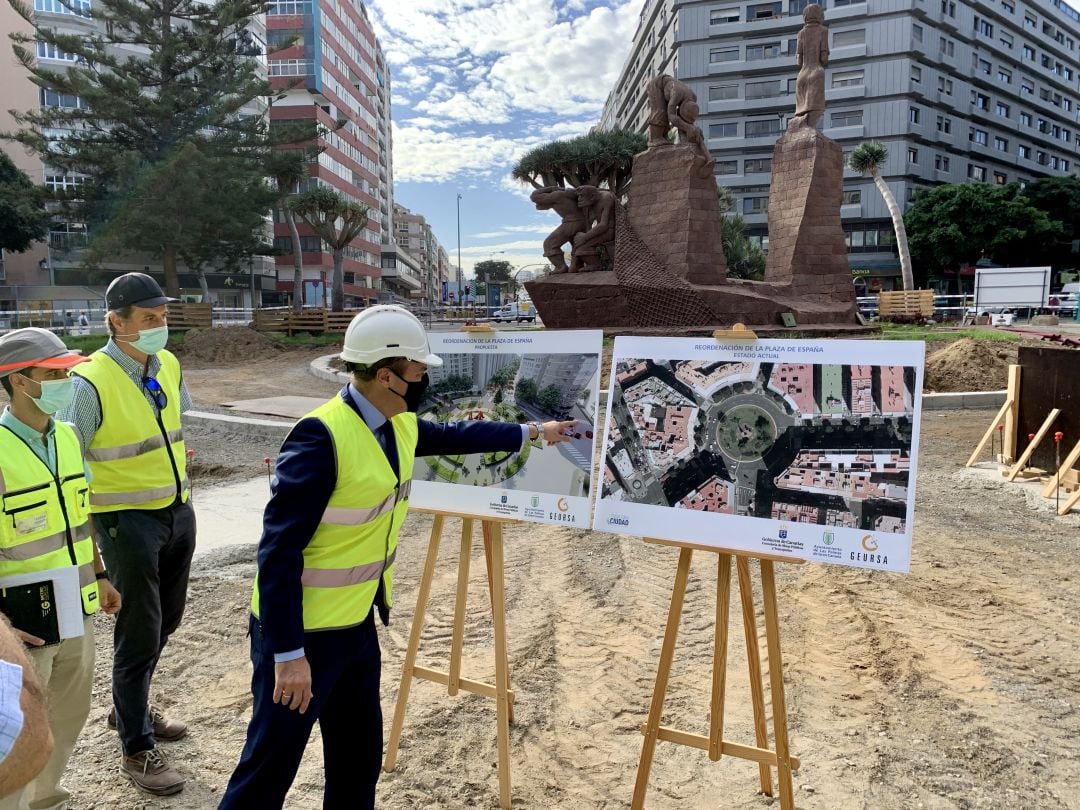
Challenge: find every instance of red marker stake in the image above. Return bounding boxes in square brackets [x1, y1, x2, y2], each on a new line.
[264, 456, 273, 490]
[1027, 433, 1035, 470]
[1054, 432, 1064, 513]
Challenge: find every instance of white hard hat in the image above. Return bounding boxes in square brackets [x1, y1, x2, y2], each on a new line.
[340, 305, 443, 367]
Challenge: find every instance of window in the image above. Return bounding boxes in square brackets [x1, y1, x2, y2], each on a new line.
[996, 102, 1010, 117]
[745, 118, 784, 136]
[1023, 44, 1036, 60]
[936, 115, 952, 134]
[34, 0, 91, 15]
[43, 173, 84, 192]
[267, 29, 305, 48]
[710, 47, 739, 63]
[1018, 144, 1031, 159]
[908, 147, 919, 164]
[978, 58, 992, 75]
[1024, 12, 1037, 28]
[977, 18, 994, 37]
[938, 77, 953, 94]
[715, 160, 738, 175]
[935, 154, 951, 171]
[993, 171, 1008, 185]
[941, 0, 956, 15]
[973, 92, 989, 110]
[1037, 117, 1048, 133]
[832, 70, 864, 87]
[998, 69, 1012, 84]
[710, 6, 740, 23]
[940, 37, 955, 56]
[913, 24, 923, 42]
[36, 42, 82, 62]
[994, 136, 1009, 151]
[268, 0, 313, 13]
[968, 164, 987, 181]
[842, 189, 862, 205]
[746, 79, 784, 98]
[39, 88, 86, 109]
[1020, 112, 1032, 126]
[746, 41, 781, 60]
[1036, 150, 1049, 166]
[709, 84, 739, 100]
[911, 65, 922, 83]
[833, 29, 866, 47]
[1020, 79, 1034, 95]
[831, 110, 864, 127]
[709, 122, 738, 137]
[971, 128, 989, 145]
[268, 59, 315, 76]
[909, 106, 921, 124]
[743, 196, 769, 214]
[748, 2, 782, 19]
[1001, 0, 1014, 12]
[999, 32, 1013, 49]
[745, 157, 772, 173]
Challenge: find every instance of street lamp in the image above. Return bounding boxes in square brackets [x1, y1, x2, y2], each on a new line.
[456, 193, 463, 297]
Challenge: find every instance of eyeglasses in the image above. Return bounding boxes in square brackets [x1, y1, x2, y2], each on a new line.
[142, 376, 168, 410]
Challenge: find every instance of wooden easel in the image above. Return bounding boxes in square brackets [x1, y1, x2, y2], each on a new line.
[383, 511, 517, 809]
[632, 538, 803, 810]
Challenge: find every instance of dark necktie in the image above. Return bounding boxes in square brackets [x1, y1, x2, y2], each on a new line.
[378, 421, 399, 481]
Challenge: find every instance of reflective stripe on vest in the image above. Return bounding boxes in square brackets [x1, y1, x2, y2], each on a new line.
[75, 349, 188, 513]
[0, 423, 99, 614]
[251, 395, 417, 632]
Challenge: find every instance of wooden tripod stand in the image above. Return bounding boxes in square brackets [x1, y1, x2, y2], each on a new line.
[383, 511, 516, 809]
[632, 539, 802, 810]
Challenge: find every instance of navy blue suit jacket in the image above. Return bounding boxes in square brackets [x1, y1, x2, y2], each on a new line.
[256, 387, 526, 654]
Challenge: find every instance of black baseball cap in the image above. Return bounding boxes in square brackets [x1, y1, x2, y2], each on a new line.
[105, 272, 176, 310]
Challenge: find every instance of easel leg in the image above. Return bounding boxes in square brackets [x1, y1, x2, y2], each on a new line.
[488, 522, 512, 810]
[737, 556, 773, 797]
[384, 514, 445, 772]
[760, 560, 795, 810]
[483, 521, 514, 724]
[709, 554, 731, 762]
[448, 519, 473, 697]
[632, 547, 693, 810]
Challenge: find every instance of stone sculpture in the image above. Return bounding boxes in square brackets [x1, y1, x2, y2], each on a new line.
[570, 186, 616, 273]
[530, 186, 587, 274]
[791, 4, 828, 129]
[645, 74, 714, 173]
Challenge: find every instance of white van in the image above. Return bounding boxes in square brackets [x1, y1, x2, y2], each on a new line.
[491, 301, 536, 323]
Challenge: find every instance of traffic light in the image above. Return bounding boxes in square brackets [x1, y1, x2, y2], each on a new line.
[464, 284, 471, 295]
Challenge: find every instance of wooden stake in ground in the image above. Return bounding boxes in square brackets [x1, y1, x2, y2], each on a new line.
[1044, 438, 1080, 499]
[1006, 411, 1060, 482]
[965, 398, 1015, 468]
[631, 538, 802, 810]
[383, 512, 516, 810]
[1054, 432, 1064, 513]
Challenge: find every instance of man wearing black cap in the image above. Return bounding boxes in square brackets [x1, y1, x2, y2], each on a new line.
[0, 328, 121, 810]
[59, 272, 193, 795]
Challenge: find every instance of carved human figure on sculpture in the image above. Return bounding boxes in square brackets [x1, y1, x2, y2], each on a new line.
[646, 74, 715, 172]
[791, 4, 828, 129]
[530, 186, 588, 274]
[570, 186, 617, 273]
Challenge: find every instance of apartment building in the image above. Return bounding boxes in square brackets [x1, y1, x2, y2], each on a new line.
[599, 0, 1080, 291]
[0, 0, 278, 314]
[267, 0, 391, 307]
[393, 202, 447, 308]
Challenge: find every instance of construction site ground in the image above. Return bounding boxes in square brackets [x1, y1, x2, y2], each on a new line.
[59, 333, 1080, 809]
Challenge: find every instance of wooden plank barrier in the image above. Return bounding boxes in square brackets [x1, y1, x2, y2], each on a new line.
[878, 289, 935, 318]
[165, 303, 212, 330]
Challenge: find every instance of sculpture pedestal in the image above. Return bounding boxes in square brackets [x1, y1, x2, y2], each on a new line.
[764, 125, 853, 300]
[628, 144, 727, 286]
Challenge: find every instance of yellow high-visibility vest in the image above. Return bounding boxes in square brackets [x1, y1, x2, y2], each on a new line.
[74, 349, 188, 513]
[252, 396, 417, 632]
[0, 421, 99, 614]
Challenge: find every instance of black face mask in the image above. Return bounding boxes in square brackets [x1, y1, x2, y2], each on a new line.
[390, 370, 429, 413]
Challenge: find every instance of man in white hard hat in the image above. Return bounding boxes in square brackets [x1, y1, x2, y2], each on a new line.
[220, 306, 574, 809]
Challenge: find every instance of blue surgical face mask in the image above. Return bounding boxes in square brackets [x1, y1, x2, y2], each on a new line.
[26, 377, 75, 415]
[120, 326, 169, 355]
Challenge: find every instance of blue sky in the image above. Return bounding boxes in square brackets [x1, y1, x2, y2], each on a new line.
[366, 0, 645, 279]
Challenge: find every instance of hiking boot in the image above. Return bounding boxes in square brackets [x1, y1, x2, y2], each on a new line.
[108, 704, 188, 742]
[120, 748, 185, 796]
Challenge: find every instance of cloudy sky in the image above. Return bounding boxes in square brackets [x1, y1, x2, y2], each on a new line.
[366, 0, 645, 280]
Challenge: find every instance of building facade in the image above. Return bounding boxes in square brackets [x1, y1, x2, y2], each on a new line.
[599, 0, 1080, 291]
[393, 202, 447, 308]
[266, 0, 391, 307]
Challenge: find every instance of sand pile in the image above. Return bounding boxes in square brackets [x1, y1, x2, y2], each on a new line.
[925, 338, 1017, 392]
[177, 327, 281, 366]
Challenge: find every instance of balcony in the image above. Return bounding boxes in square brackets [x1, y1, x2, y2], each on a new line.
[48, 230, 89, 256]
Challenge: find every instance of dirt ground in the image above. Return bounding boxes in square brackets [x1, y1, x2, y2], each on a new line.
[58, 346, 1080, 809]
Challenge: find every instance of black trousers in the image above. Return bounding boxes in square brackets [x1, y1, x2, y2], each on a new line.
[93, 499, 197, 755]
[219, 612, 383, 810]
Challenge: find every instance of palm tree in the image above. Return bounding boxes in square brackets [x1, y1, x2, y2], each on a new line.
[289, 187, 369, 312]
[266, 150, 310, 311]
[848, 141, 914, 291]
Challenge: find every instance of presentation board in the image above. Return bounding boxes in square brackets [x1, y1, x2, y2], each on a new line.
[594, 337, 925, 573]
[410, 330, 603, 527]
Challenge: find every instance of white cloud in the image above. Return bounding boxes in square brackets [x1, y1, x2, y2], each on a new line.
[391, 123, 529, 183]
[471, 224, 553, 238]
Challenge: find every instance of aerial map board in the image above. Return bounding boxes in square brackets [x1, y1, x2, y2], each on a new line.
[410, 330, 603, 528]
[594, 337, 925, 573]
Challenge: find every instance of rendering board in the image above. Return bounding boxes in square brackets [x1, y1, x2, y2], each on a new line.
[594, 337, 924, 573]
[410, 330, 603, 527]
